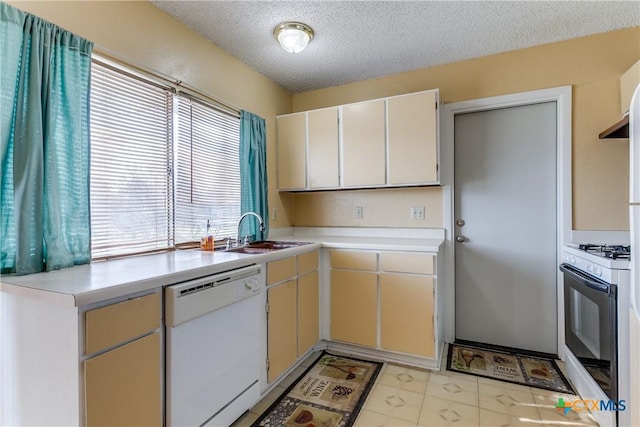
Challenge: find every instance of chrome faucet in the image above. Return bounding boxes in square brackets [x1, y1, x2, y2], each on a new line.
[236, 212, 266, 247]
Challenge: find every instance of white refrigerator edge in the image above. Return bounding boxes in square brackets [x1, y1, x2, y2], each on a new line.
[628, 82, 640, 426]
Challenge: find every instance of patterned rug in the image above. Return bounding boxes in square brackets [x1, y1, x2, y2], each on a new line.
[447, 342, 574, 394]
[251, 351, 383, 427]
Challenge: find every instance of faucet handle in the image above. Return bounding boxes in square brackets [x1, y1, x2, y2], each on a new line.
[243, 235, 250, 245]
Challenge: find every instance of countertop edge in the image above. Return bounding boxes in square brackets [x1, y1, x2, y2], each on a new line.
[1, 236, 442, 307]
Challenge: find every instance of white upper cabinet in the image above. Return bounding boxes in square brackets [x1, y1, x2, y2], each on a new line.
[387, 90, 438, 185]
[276, 113, 306, 190]
[342, 99, 386, 187]
[307, 107, 339, 188]
[276, 88, 439, 191]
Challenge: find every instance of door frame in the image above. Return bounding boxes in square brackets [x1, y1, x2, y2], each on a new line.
[440, 86, 572, 358]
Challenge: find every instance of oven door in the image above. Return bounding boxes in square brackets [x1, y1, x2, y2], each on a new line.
[561, 263, 617, 400]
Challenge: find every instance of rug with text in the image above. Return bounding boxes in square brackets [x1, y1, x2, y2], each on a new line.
[251, 351, 383, 427]
[447, 342, 574, 394]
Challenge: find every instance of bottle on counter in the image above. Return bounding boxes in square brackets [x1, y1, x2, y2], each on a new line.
[200, 219, 215, 251]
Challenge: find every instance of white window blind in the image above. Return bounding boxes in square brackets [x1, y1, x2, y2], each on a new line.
[90, 61, 174, 259]
[89, 59, 241, 259]
[175, 97, 240, 243]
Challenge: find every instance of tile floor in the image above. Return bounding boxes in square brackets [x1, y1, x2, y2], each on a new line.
[232, 351, 600, 427]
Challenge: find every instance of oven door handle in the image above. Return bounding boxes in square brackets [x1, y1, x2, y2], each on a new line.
[559, 263, 610, 293]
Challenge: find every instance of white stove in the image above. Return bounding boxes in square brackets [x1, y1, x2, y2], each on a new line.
[561, 243, 631, 427]
[563, 243, 631, 283]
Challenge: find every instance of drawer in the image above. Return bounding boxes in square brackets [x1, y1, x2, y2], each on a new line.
[85, 292, 160, 355]
[267, 256, 296, 285]
[298, 251, 319, 275]
[330, 250, 377, 271]
[380, 252, 434, 275]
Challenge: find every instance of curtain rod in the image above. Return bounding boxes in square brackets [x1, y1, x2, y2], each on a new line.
[93, 47, 242, 117]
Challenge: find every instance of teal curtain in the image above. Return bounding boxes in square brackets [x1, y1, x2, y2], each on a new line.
[239, 110, 268, 241]
[1, 3, 93, 275]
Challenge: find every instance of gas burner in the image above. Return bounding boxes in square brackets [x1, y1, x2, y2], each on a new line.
[578, 244, 631, 259]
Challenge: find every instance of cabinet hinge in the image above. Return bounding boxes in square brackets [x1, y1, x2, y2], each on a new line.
[265, 301, 270, 314]
[436, 163, 439, 173]
[266, 357, 270, 371]
[435, 101, 438, 110]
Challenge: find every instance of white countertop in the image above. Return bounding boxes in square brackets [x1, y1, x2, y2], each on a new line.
[0, 228, 444, 307]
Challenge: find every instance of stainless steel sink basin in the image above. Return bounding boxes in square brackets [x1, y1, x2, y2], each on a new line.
[224, 240, 311, 254]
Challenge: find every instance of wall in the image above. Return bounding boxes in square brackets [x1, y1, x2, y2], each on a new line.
[293, 28, 640, 231]
[6, 0, 296, 230]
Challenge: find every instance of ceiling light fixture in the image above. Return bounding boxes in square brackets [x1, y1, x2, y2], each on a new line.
[273, 22, 314, 54]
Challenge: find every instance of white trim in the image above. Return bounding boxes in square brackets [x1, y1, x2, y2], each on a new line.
[441, 86, 572, 358]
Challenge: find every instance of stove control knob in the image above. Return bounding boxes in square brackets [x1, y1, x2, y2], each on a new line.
[587, 264, 593, 274]
[594, 266, 602, 277]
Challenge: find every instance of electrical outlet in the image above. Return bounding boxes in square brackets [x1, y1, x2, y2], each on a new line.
[410, 206, 425, 220]
[355, 206, 364, 219]
[272, 208, 277, 221]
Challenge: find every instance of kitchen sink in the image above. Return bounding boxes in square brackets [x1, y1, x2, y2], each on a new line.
[224, 240, 312, 254]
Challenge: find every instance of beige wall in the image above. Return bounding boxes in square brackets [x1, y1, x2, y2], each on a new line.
[6, 0, 296, 230]
[293, 28, 640, 231]
[295, 187, 443, 228]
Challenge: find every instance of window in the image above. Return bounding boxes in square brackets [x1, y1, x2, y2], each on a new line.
[90, 60, 240, 259]
[175, 97, 240, 244]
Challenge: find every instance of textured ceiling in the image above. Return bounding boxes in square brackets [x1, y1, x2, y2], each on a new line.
[151, 1, 640, 94]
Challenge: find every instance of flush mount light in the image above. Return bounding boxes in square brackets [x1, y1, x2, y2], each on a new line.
[273, 22, 314, 54]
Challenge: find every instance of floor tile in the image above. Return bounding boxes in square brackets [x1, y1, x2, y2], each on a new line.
[378, 364, 430, 394]
[479, 408, 541, 427]
[354, 409, 417, 427]
[239, 350, 601, 427]
[537, 407, 600, 426]
[364, 383, 425, 423]
[478, 382, 538, 419]
[477, 376, 533, 392]
[426, 372, 479, 407]
[418, 396, 480, 427]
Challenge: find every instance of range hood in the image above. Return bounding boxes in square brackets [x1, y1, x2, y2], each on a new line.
[599, 115, 629, 139]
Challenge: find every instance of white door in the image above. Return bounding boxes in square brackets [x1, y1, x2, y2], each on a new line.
[454, 102, 558, 354]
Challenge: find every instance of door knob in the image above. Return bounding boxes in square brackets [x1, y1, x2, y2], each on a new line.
[456, 235, 466, 242]
[456, 219, 465, 227]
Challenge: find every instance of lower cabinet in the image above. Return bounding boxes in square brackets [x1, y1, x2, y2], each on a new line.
[84, 332, 162, 426]
[329, 249, 439, 360]
[266, 251, 320, 383]
[380, 273, 434, 357]
[330, 270, 377, 347]
[83, 291, 162, 426]
[298, 270, 320, 355]
[267, 279, 298, 383]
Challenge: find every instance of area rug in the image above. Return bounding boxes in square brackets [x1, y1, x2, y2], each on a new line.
[251, 351, 383, 427]
[447, 342, 574, 394]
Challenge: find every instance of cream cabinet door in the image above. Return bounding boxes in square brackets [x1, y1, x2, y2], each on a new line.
[387, 90, 438, 185]
[342, 100, 386, 186]
[380, 274, 434, 357]
[84, 332, 162, 427]
[308, 107, 339, 188]
[277, 113, 306, 190]
[298, 270, 319, 356]
[330, 270, 377, 347]
[267, 256, 297, 286]
[267, 280, 297, 382]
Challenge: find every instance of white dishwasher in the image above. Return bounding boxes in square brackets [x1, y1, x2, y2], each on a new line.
[165, 264, 264, 427]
